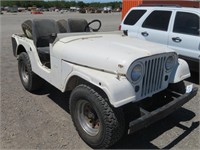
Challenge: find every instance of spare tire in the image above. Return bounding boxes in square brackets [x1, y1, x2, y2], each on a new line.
[21, 20, 32, 39]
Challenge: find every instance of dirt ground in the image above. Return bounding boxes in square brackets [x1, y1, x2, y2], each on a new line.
[0, 11, 199, 149]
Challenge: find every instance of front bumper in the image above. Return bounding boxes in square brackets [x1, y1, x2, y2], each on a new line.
[129, 87, 198, 134]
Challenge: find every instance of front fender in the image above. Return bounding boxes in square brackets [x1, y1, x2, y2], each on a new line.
[62, 65, 136, 108]
[169, 59, 191, 83]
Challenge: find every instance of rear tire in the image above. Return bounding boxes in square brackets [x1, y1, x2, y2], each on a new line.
[18, 52, 43, 92]
[70, 84, 125, 148]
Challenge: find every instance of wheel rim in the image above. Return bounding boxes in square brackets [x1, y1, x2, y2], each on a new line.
[76, 100, 100, 136]
[20, 61, 29, 83]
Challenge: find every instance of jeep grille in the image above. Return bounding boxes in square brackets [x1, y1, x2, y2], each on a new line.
[141, 56, 166, 97]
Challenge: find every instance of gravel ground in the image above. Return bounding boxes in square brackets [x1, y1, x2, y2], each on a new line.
[0, 11, 199, 149]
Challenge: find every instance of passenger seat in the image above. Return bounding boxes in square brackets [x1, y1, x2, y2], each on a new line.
[57, 18, 90, 33]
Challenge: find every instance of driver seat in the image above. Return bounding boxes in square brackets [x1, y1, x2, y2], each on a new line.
[67, 18, 90, 33]
[32, 19, 59, 65]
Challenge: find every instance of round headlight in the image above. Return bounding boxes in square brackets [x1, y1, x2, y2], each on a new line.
[165, 56, 175, 70]
[131, 64, 143, 82]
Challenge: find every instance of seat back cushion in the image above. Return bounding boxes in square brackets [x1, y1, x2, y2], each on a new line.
[32, 19, 59, 47]
[67, 18, 90, 32]
[57, 19, 68, 33]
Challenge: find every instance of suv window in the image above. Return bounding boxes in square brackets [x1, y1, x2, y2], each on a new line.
[173, 12, 199, 36]
[124, 10, 146, 25]
[142, 11, 172, 31]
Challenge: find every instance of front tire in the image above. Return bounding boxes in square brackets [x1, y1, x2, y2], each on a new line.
[18, 52, 43, 92]
[70, 84, 125, 148]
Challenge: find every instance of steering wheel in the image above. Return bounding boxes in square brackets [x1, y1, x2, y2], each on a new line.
[84, 19, 101, 32]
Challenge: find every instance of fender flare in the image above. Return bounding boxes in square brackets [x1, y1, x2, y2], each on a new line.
[62, 65, 136, 108]
[169, 59, 191, 83]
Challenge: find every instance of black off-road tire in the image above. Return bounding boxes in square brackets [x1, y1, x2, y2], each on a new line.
[21, 20, 32, 39]
[18, 52, 43, 92]
[69, 84, 125, 149]
[169, 81, 186, 94]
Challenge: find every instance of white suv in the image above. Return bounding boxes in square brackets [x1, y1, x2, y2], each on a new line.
[120, 6, 200, 72]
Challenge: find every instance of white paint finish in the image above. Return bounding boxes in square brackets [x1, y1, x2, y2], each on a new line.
[50, 56, 61, 89]
[13, 35, 52, 84]
[169, 59, 191, 83]
[53, 34, 173, 75]
[61, 61, 73, 89]
[168, 10, 200, 60]
[62, 64, 136, 107]
[137, 28, 169, 45]
[168, 32, 200, 60]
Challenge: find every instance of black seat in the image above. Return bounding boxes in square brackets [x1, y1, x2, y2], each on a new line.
[67, 18, 90, 32]
[37, 47, 50, 62]
[32, 19, 59, 64]
[57, 19, 68, 33]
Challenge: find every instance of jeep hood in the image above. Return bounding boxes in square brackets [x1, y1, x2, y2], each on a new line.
[53, 34, 174, 74]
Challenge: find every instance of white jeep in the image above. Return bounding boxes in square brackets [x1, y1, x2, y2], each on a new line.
[12, 18, 197, 148]
[120, 6, 200, 72]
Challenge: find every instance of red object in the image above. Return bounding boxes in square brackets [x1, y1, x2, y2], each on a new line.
[122, 0, 142, 19]
[31, 11, 43, 14]
[118, 25, 121, 30]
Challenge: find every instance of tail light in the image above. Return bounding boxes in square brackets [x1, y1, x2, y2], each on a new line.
[118, 25, 121, 30]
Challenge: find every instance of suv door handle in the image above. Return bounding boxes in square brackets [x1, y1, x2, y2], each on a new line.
[172, 37, 182, 43]
[141, 32, 149, 37]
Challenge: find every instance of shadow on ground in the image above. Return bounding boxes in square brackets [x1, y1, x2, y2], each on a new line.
[33, 82, 71, 113]
[33, 82, 199, 149]
[111, 110, 199, 149]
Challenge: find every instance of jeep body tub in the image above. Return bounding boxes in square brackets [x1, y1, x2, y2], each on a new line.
[12, 33, 192, 107]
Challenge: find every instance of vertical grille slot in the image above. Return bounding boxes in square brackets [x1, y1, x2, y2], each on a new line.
[141, 56, 166, 97]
